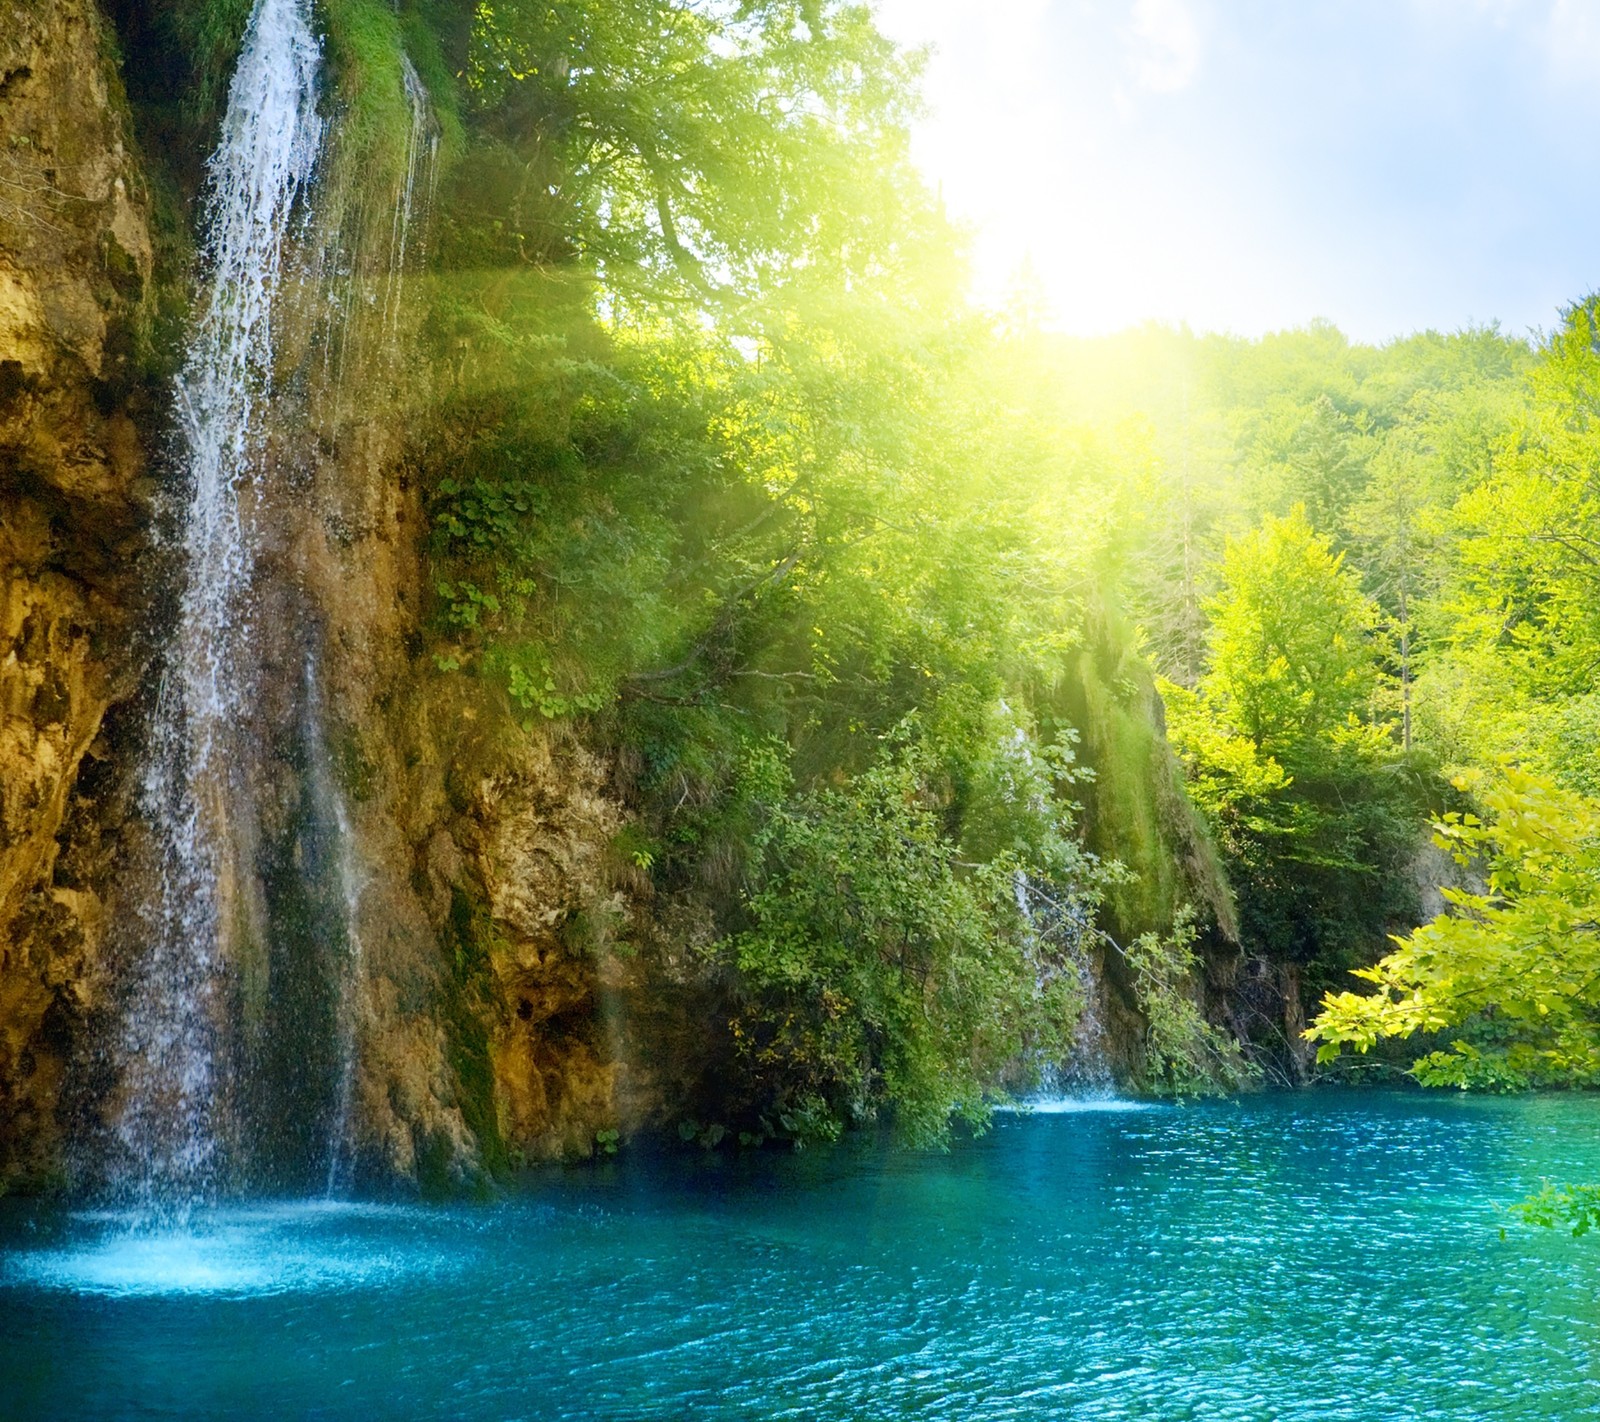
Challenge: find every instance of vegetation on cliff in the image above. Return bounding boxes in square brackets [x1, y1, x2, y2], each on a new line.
[1073, 309, 1600, 1120]
[399, 0, 1239, 1143]
[386, 2, 1600, 1138]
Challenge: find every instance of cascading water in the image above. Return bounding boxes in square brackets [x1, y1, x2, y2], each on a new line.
[302, 655, 367, 1198]
[383, 57, 440, 335]
[111, 0, 324, 1207]
[295, 47, 439, 1197]
[100, 0, 441, 1209]
[995, 701, 1115, 1094]
[1013, 872, 1114, 1095]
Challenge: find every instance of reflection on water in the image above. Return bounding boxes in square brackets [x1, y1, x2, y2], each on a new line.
[5, 1091, 1600, 1420]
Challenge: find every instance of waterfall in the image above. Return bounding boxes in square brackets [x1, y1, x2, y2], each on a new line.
[996, 699, 1115, 1095]
[99, 0, 441, 1208]
[300, 656, 367, 1198]
[1014, 872, 1113, 1095]
[383, 57, 440, 335]
[111, 0, 324, 1207]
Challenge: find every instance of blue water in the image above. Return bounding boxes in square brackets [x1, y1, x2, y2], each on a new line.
[4, 1090, 1600, 1419]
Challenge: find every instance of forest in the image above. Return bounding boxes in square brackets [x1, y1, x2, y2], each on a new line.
[242, 0, 1600, 1140]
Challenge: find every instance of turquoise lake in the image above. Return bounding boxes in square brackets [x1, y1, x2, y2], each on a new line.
[3, 1089, 1600, 1419]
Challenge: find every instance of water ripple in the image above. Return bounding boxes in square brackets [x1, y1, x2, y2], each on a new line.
[4, 1091, 1600, 1419]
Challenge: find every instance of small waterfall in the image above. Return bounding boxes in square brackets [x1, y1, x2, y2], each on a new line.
[313, 50, 439, 414]
[301, 657, 367, 1198]
[297, 54, 438, 1196]
[995, 700, 1115, 1096]
[383, 57, 440, 334]
[1014, 871, 1114, 1095]
[112, 0, 324, 1207]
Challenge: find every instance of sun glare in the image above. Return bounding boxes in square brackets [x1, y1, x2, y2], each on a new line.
[873, 0, 1600, 341]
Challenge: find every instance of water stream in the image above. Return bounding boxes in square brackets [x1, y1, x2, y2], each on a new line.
[383, 56, 440, 335]
[1014, 870, 1115, 1096]
[995, 700, 1118, 1096]
[112, 0, 324, 1207]
[302, 655, 366, 1198]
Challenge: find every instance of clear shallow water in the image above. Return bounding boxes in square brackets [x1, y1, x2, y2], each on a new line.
[4, 1091, 1600, 1420]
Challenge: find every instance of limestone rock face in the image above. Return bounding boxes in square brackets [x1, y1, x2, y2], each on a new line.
[394, 707, 724, 1169]
[0, 0, 153, 1184]
[471, 732, 622, 1159]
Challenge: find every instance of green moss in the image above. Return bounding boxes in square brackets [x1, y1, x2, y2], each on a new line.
[103, 0, 254, 193]
[0, 1164, 69, 1198]
[81, 4, 193, 392]
[1057, 599, 1235, 946]
[321, 0, 413, 176]
[440, 885, 509, 1178]
[320, 0, 463, 181]
[174, 0, 257, 127]
[413, 1130, 455, 1200]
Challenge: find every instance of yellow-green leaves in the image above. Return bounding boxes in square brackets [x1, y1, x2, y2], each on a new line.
[1157, 676, 1291, 823]
[1202, 507, 1385, 756]
[1309, 765, 1600, 1088]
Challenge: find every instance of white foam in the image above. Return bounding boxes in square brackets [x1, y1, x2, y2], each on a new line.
[999, 1097, 1162, 1115]
[5, 1204, 448, 1299]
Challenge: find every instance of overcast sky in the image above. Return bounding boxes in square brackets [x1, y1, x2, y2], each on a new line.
[871, 0, 1600, 343]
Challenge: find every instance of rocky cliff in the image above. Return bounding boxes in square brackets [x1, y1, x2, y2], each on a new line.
[0, 0, 708, 1189]
[0, 0, 154, 1185]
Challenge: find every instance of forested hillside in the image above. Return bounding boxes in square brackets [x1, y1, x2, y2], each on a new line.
[1025, 311, 1600, 1107]
[408, 0, 1600, 1123]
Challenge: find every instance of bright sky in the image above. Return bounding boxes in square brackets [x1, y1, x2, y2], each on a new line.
[871, 0, 1600, 343]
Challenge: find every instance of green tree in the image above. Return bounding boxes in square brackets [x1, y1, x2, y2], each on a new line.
[457, 0, 935, 313]
[1311, 763, 1600, 1091]
[1445, 297, 1600, 705]
[720, 719, 1104, 1147]
[1245, 394, 1371, 533]
[1202, 507, 1383, 756]
[1161, 507, 1430, 1027]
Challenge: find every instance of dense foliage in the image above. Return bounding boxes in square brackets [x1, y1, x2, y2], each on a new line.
[1158, 509, 1429, 1004]
[1075, 308, 1600, 1111]
[1313, 766, 1600, 1089]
